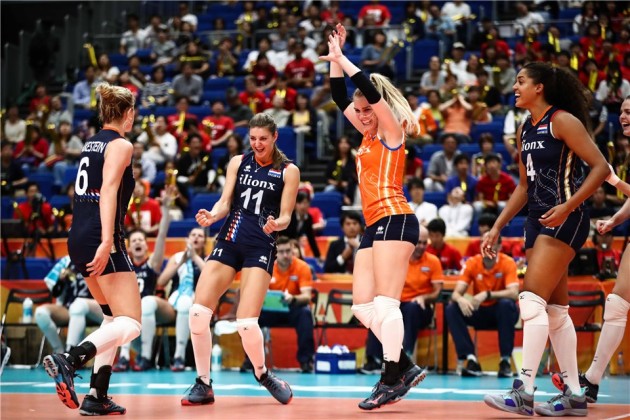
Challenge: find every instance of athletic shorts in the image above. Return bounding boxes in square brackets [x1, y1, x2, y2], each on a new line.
[208, 239, 276, 275]
[359, 214, 420, 250]
[70, 246, 134, 278]
[524, 210, 590, 253]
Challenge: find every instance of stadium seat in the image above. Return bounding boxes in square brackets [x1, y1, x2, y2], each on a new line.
[190, 193, 222, 217]
[2, 257, 54, 280]
[166, 219, 199, 237]
[311, 192, 343, 219]
[27, 173, 54, 200]
[423, 191, 447, 208]
[502, 216, 526, 237]
[321, 217, 342, 237]
[63, 166, 78, 187]
[276, 127, 297, 162]
[413, 39, 440, 69]
[304, 257, 323, 274]
[48, 195, 70, 210]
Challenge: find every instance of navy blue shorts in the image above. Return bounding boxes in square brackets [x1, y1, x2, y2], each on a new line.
[359, 214, 420, 250]
[208, 239, 276, 275]
[70, 246, 134, 278]
[524, 210, 589, 253]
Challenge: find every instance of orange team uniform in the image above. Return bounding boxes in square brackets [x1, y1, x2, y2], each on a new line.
[356, 132, 414, 226]
[400, 252, 444, 302]
[459, 253, 518, 307]
[269, 257, 313, 296]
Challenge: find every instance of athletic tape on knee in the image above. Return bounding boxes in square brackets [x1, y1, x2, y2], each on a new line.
[99, 304, 112, 317]
[351, 302, 376, 329]
[69, 299, 90, 317]
[604, 294, 630, 328]
[175, 295, 193, 314]
[189, 303, 213, 335]
[547, 304, 573, 331]
[519, 291, 548, 325]
[141, 296, 158, 316]
[373, 295, 402, 325]
[114, 316, 141, 343]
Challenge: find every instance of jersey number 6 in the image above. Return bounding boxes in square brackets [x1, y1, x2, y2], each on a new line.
[75, 156, 90, 195]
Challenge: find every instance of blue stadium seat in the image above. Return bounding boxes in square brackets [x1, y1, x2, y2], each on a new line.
[322, 217, 343, 237]
[470, 121, 505, 143]
[612, 219, 630, 236]
[311, 192, 343, 219]
[423, 191, 447, 208]
[201, 90, 227, 104]
[276, 127, 297, 162]
[108, 53, 128, 67]
[459, 144, 481, 156]
[212, 148, 228, 168]
[49, 195, 70, 210]
[190, 193, 222, 217]
[502, 216, 526, 238]
[205, 77, 233, 90]
[64, 166, 78, 187]
[1, 196, 17, 218]
[27, 173, 54, 200]
[413, 39, 440, 69]
[167, 219, 199, 237]
[1, 257, 54, 280]
[73, 108, 95, 122]
[304, 257, 323, 274]
[420, 144, 442, 162]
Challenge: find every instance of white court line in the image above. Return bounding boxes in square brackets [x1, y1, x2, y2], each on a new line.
[601, 415, 630, 420]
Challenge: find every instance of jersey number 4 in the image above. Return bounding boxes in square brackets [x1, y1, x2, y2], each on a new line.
[526, 153, 536, 181]
[75, 157, 90, 195]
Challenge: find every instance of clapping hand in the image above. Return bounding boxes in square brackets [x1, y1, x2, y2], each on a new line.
[319, 33, 343, 63]
[196, 209, 215, 227]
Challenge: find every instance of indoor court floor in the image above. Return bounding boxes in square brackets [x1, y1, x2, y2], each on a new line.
[1, 367, 629, 419]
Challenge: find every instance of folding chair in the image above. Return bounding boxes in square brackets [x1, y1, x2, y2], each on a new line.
[317, 289, 363, 347]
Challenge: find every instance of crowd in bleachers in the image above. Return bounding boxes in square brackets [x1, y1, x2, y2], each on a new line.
[1, 0, 629, 256]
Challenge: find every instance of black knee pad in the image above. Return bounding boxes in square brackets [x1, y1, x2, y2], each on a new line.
[100, 304, 113, 317]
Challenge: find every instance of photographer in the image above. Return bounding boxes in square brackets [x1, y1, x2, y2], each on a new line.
[12, 182, 55, 235]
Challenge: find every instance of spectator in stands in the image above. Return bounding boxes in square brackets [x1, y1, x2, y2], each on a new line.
[132, 141, 157, 184]
[407, 92, 437, 145]
[73, 65, 97, 109]
[514, 28, 543, 66]
[471, 132, 496, 178]
[285, 42, 316, 89]
[136, 115, 178, 167]
[47, 96, 72, 129]
[150, 26, 177, 66]
[176, 1, 198, 31]
[439, 72, 460, 102]
[38, 120, 82, 188]
[573, 1, 598, 36]
[467, 86, 492, 124]
[214, 37, 238, 77]
[440, 94, 473, 143]
[3, 105, 27, 144]
[588, 185, 617, 221]
[578, 58, 605, 94]
[596, 62, 630, 115]
[142, 66, 172, 108]
[503, 108, 530, 168]
[27, 83, 51, 121]
[135, 227, 206, 371]
[13, 181, 55, 236]
[118, 70, 141, 101]
[360, 29, 395, 80]
[236, 1, 258, 27]
[200, 101, 235, 149]
[475, 70, 503, 116]
[446, 236, 519, 377]
[592, 228, 621, 278]
[125, 180, 162, 236]
[459, 54, 482, 88]
[473, 154, 516, 216]
[151, 160, 190, 218]
[178, 41, 210, 80]
[423, 89, 445, 131]
[225, 87, 254, 128]
[299, 182, 327, 234]
[269, 75, 298, 111]
[0, 141, 27, 196]
[579, 22, 604, 65]
[493, 54, 517, 97]
[321, 0, 344, 25]
[51, 183, 74, 235]
[357, 0, 391, 28]
[270, 20, 292, 53]
[407, 177, 438, 227]
[264, 96, 291, 128]
[441, 1, 472, 47]
[424, 133, 462, 192]
[400, 1, 425, 42]
[420, 56, 447, 97]
[288, 93, 318, 143]
[470, 17, 495, 51]
[251, 53, 278, 92]
[243, 37, 278, 73]
[239, 75, 268, 114]
[95, 53, 120, 85]
[120, 14, 147, 57]
[445, 154, 477, 203]
[36, 256, 102, 354]
[513, 1, 544, 36]
[405, 145, 424, 181]
[171, 62, 203, 105]
[167, 96, 198, 135]
[426, 4, 456, 55]
[439, 186, 473, 237]
[214, 133, 244, 191]
[324, 211, 363, 274]
[360, 225, 443, 373]
[426, 218, 462, 273]
[176, 133, 214, 192]
[142, 14, 163, 48]
[324, 136, 358, 205]
[445, 43, 468, 80]
[14, 124, 49, 170]
[282, 191, 322, 261]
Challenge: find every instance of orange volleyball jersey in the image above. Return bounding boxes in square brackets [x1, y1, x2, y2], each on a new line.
[356, 132, 414, 226]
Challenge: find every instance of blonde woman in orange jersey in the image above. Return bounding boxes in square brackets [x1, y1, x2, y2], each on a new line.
[321, 24, 426, 410]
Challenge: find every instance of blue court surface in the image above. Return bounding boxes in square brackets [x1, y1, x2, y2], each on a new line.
[1, 367, 628, 419]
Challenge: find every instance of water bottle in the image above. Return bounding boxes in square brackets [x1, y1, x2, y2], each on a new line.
[22, 298, 33, 323]
[211, 343, 222, 371]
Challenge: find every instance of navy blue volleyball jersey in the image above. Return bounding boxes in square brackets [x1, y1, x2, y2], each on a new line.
[69, 129, 135, 250]
[520, 107, 586, 213]
[133, 258, 158, 298]
[216, 152, 287, 244]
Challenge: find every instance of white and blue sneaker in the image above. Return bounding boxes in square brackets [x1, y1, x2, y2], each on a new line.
[484, 379, 535, 416]
[534, 384, 587, 417]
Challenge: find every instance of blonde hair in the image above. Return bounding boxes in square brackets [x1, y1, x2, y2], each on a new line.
[353, 73, 420, 136]
[249, 113, 290, 169]
[95, 83, 135, 124]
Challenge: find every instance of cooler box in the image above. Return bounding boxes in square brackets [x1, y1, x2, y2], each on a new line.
[315, 352, 356, 374]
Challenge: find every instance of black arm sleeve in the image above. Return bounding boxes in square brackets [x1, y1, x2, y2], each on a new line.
[350, 71, 381, 104]
[330, 77, 352, 111]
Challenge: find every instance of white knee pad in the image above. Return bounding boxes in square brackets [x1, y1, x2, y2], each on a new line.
[519, 291, 548, 325]
[373, 295, 402, 325]
[114, 316, 142, 343]
[236, 317, 260, 339]
[351, 302, 376, 329]
[189, 303, 213, 335]
[175, 295, 193, 314]
[34, 306, 52, 328]
[141, 296, 158, 317]
[604, 294, 630, 328]
[547, 304, 573, 332]
[69, 298, 90, 317]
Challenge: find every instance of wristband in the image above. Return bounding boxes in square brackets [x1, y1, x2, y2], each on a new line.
[486, 290, 491, 300]
[606, 164, 620, 186]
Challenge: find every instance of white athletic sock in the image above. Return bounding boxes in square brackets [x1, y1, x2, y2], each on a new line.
[66, 299, 89, 350]
[189, 304, 213, 385]
[35, 306, 64, 353]
[237, 318, 266, 379]
[374, 296, 403, 363]
[519, 291, 549, 395]
[586, 294, 630, 384]
[140, 296, 158, 360]
[548, 304, 580, 394]
[174, 310, 190, 360]
[80, 316, 141, 354]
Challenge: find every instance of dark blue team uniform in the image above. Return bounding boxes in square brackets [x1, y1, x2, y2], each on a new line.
[132, 259, 158, 298]
[520, 106, 590, 252]
[209, 152, 288, 275]
[68, 129, 135, 277]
